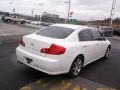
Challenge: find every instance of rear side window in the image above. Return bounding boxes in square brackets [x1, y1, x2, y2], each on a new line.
[90, 29, 102, 40]
[36, 26, 74, 39]
[78, 29, 92, 41]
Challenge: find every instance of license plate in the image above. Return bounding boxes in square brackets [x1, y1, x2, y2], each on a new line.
[26, 57, 33, 64]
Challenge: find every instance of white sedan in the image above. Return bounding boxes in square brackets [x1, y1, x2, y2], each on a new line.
[16, 24, 111, 77]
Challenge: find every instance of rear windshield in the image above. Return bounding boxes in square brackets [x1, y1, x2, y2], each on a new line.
[36, 26, 74, 39]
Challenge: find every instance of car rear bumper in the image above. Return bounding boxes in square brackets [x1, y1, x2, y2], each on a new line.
[16, 47, 68, 75]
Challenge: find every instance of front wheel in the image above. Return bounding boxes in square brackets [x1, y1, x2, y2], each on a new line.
[7, 19, 11, 23]
[69, 56, 83, 77]
[104, 46, 111, 59]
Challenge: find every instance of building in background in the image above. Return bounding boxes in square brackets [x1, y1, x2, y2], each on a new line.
[35, 15, 40, 21]
[41, 12, 65, 23]
[51, 14, 59, 18]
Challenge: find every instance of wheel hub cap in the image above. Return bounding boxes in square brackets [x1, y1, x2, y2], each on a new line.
[73, 59, 82, 75]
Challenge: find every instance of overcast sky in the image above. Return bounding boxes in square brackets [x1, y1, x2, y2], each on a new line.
[0, 0, 120, 20]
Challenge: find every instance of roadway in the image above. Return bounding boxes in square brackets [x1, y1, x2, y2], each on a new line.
[0, 23, 120, 90]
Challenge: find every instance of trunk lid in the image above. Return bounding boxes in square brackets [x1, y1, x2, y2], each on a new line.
[23, 34, 63, 57]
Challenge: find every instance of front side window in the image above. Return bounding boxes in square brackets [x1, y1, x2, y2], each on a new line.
[78, 29, 92, 41]
[36, 26, 74, 39]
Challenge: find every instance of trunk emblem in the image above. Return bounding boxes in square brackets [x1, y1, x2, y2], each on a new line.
[31, 43, 34, 46]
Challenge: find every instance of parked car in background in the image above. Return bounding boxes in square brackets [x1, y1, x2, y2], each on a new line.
[3, 16, 26, 24]
[40, 22, 52, 26]
[0, 15, 2, 21]
[30, 21, 42, 25]
[16, 24, 111, 77]
[113, 29, 120, 36]
[0, 15, 5, 21]
[25, 20, 32, 24]
[97, 26, 114, 37]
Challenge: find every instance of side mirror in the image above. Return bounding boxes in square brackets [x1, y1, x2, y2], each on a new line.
[100, 33, 106, 41]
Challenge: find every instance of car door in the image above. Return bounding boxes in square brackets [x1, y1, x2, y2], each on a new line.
[90, 29, 106, 59]
[78, 29, 98, 65]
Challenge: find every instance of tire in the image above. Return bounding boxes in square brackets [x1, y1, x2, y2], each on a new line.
[69, 56, 83, 77]
[7, 19, 11, 23]
[21, 21, 26, 24]
[104, 46, 111, 59]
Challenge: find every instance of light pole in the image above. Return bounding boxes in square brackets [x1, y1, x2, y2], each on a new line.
[38, 3, 44, 22]
[31, 9, 34, 17]
[65, 1, 68, 24]
[9, 2, 13, 17]
[109, 0, 116, 27]
[13, 9, 15, 13]
[65, 0, 71, 24]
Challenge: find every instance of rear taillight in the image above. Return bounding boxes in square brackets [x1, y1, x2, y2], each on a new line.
[19, 36, 25, 47]
[40, 44, 66, 55]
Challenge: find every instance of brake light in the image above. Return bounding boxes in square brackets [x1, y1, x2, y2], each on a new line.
[19, 36, 25, 47]
[40, 44, 66, 55]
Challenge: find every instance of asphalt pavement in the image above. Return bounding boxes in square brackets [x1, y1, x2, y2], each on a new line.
[0, 35, 119, 90]
[0, 23, 120, 90]
[0, 22, 42, 36]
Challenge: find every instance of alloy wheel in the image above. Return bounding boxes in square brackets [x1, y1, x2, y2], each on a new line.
[72, 58, 82, 76]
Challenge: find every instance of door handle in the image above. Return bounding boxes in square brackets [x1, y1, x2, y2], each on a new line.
[83, 45, 87, 47]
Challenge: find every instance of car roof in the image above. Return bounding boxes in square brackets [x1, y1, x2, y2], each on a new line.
[51, 24, 89, 30]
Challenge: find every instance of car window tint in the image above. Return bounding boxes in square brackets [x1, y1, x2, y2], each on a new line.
[36, 26, 74, 39]
[78, 29, 92, 41]
[91, 29, 102, 40]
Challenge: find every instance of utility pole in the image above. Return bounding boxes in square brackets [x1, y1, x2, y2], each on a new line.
[109, 0, 116, 27]
[13, 9, 16, 18]
[38, 3, 44, 22]
[65, 0, 71, 24]
[9, 2, 13, 17]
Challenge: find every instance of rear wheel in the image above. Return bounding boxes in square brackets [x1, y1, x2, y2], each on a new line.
[104, 46, 111, 59]
[21, 21, 26, 24]
[69, 56, 83, 77]
[6, 19, 11, 23]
